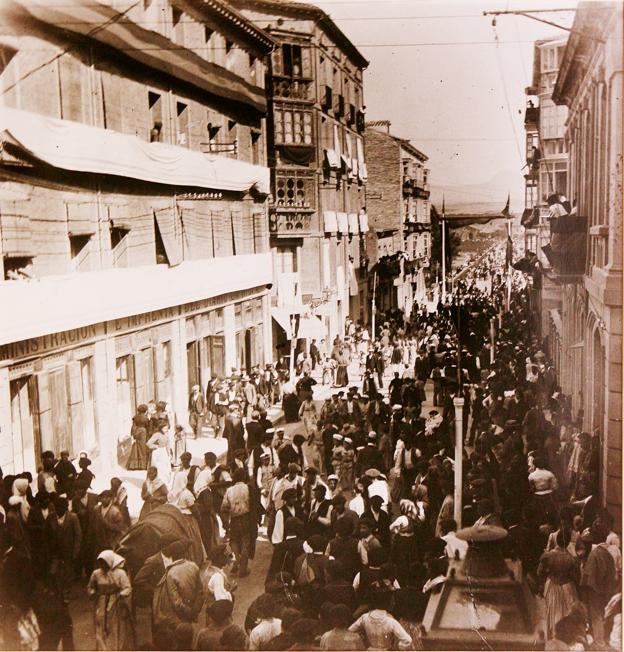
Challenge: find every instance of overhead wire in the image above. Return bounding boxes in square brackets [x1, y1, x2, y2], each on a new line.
[1, 0, 141, 96]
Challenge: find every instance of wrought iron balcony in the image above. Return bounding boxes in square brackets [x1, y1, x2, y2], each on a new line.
[543, 215, 587, 279]
[525, 106, 539, 126]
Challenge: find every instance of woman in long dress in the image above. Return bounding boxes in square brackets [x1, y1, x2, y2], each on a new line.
[87, 550, 135, 651]
[146, 427, 171, 488]
[126, 406, 149, 471]
[537, 530, 579, 639]
[335, 347, 349, 387]
[138, 467, 168, 521]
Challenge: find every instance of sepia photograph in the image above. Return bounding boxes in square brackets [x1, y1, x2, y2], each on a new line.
[0, 0, 621, 649]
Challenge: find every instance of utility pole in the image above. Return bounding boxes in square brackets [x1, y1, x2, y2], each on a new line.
[371, 270, 377, 340]
[441, 196, 446, 304]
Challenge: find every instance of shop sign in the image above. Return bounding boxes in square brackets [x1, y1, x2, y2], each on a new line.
[0, 324, 101, 363]
[180, 285, 266, 318]
[110, 307, 178, 335]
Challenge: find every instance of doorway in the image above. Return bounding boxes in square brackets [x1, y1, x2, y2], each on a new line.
[10, 375, 39, 475]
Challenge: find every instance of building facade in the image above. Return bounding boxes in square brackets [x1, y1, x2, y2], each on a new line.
[231, 0, 369, 363]
[549, 2, 623, 525]
[0, 0, 274, 475]
[522, 36, 569, 340]
[365, 121, 431, 319]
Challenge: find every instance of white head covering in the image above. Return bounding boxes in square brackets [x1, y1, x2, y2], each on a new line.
[97, 550, 126, 570]
[177, 488, 196, 514]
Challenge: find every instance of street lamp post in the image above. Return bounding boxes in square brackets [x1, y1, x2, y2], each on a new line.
[453, 396, 464, 528]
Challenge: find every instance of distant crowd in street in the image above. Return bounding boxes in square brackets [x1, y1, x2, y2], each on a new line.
[0, 246, 621, 651]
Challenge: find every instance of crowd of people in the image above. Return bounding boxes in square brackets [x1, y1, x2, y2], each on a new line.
[0, 248, 621, 651]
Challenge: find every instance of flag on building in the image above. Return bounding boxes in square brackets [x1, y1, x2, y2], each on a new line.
[501, 193, 510, 218]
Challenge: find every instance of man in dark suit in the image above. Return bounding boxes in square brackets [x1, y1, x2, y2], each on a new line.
[223, 402, 245, 467]
[133, 533, 185, 608]
[361, 495, 391, 548]
[414, 350, 430, 383]
[278, 434, 306, 468]
[356, 434, 383, 477]
[245, 410, 265, 452]
[54, 496, 82, 600]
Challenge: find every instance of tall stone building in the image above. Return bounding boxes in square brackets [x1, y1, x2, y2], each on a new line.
[230, 0, 369, 362]
[521, 36, 569, 340]
[550, 1, 623, 525]
[365, 121, 431, 319]
[0, 0, 274, 475]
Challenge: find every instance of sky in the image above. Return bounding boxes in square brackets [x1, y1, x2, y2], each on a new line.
[302, 0, 577, 209]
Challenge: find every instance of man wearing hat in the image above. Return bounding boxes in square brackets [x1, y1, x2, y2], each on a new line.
[188, 384, 206, 438]
[240, 375, 257, 420]
[278, 433, 306, 469]
[223, 403, 245, 468]
[355, 432, 383, 477]
[302, 466, 327, 514]
[245, 410, 264, 452]
[305, 484, 332, 540]
[248, 430, 278, 483]
[271, 487, 304, 545]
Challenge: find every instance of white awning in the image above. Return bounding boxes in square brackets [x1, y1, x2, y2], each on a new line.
[348, 213, 359, 234]
[359, 163, 368, 182]
[0, 106, 270, 194]
[297, 315, 325, 340]
[271, 307, 292, 338]
[324, 149, 340, 170]
[324, 210, 338, 233]
[359, 212, 369, 233]
[336, 212, 349, 234]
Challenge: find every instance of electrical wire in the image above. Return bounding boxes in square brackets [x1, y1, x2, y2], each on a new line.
[2, 0, 141, 96]
[491, 23, 525, 169]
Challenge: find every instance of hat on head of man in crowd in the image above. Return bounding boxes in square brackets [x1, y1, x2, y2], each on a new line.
[293, 434, 306, 445]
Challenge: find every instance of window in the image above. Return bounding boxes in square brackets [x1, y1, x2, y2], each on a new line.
[273, 108, 313, 145]
[3, 256, 34, 281]
[171, 6, 183, 43]
[225, 39, 233, 55]
[154, 216, 169, 265]
[249, 54, 257, 82]
[69, 235, 91, 271]
[276, 246, 297, 273]
[228, 119, 237, 132]
[283, 43, 301, 77]
[251, 129, 261, 165]
[176, 101, 189, 146]
[148, 91, 163, 142]
[206, 110, 222, 145]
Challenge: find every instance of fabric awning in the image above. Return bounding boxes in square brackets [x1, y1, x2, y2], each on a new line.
[340, 154, 351, 171]
[359, 212, 369, 233]
[296, 315, 325, 340]
[0, 106, 270, 194]
[348, 213, 359, 234]
[6, 1, 267, 114]
[358, 163, 368, 182]
[271, 307, 292, 338]
[154, 209, 183, 267]
[324, 211, 338, 233]
[324, 149, 340, 170]
[336, 212, 349, 234]
[351, 158, 359, 176]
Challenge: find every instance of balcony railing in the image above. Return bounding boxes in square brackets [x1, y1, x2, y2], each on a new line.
[269, 211, 313, 237]
[272, 77, 314, 102]
[525, 106, 539, 126]
[545, 215, 587, 279]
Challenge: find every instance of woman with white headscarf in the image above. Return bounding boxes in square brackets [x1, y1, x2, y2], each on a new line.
[87, 550, 135, 650]
[176, 488, 206, 566]
[138, 466, 168, 521]
[11, 477, 31, 523]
